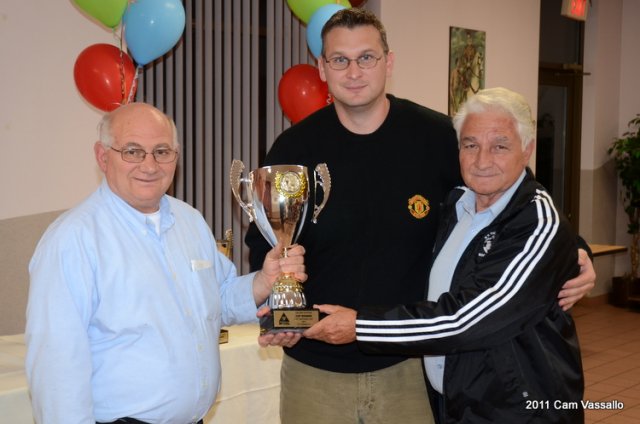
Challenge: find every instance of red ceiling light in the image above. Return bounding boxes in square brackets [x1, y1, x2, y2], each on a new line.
[561, 0, 589, 21]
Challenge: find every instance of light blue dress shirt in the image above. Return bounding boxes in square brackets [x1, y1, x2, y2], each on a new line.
[25, 180, 258, 424]
[425, 171, 526, 394]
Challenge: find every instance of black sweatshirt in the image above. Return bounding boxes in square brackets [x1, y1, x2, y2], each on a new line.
[246, 95, 462, 373]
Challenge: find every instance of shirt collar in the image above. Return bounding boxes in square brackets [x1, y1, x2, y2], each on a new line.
[456, 170, 527, 220]
[99, 179, 175, 234]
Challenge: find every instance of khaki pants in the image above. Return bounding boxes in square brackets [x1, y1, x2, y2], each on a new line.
[280, 355, 434, 424]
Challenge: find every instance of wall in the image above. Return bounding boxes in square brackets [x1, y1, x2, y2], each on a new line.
[0, 1, 109, 221]
[0, 1, 122, 334]
[580, 0, 640, 296]
[380, 0, 540, 121]
[615, 0, 640, 276]
[0, 0, 542, 222]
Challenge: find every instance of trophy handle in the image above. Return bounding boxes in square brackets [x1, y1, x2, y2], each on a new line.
[230, 159, 256, 222]
[312, 163, 331, 223]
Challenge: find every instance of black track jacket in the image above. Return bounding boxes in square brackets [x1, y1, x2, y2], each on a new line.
[356, 170, 584, 423]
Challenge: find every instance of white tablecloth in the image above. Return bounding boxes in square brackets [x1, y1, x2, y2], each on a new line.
[0, 324, 283, 423]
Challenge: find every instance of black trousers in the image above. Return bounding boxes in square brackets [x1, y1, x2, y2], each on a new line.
[426, 382, 445, 424]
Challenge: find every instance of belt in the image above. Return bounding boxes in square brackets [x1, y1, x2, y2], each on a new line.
[97, 419, 203, 424]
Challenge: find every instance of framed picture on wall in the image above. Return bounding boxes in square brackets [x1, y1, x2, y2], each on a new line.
[448, 26, 486, 116]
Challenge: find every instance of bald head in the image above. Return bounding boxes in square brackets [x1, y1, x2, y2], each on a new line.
[94, 103, 179, 213]
[98, 103, 179, 150]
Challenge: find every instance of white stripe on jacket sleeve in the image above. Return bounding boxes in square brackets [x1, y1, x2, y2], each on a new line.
[356, 189, 559, 343]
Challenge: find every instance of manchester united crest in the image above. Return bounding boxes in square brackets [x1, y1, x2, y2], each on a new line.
[408, 195, 430, 219]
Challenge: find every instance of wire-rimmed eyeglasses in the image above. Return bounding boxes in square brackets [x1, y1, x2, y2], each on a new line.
[323, 53, 384, 71]
[110, 146, 179, 164]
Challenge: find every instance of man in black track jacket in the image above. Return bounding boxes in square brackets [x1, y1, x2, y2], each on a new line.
[312, 87, 584, 423]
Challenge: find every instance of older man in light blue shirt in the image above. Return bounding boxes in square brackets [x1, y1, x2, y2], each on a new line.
[424, 171, 525, 394]
[302, 88, 588, 423]
[25, 103, 306, 424]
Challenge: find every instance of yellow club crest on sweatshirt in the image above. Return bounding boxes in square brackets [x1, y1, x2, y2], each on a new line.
[408, 194, 430, 219]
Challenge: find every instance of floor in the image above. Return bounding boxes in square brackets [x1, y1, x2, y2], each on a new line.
[573, 301, 640, 423]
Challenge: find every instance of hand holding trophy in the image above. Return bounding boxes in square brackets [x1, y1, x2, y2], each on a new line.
[230, 160, 331, 334]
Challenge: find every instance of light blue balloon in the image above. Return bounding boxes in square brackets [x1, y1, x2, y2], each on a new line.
[123, 0, 186, 66]
[307, 4, 347, 58]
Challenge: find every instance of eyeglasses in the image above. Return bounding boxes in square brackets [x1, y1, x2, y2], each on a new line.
[110, 146, 178, 164]
[323, 53, 384, 71]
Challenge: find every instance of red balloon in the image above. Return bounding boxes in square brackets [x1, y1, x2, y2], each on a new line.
[278, 64, 331, 123]
[350, 0, 368, 7]
[73, 44, 137, 112]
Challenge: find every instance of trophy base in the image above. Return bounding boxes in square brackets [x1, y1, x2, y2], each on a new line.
[218, 328, 229, 344]
[260, 308, 321, 335]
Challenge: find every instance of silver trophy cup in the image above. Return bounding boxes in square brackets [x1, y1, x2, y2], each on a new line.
[230, 159, 331, 333]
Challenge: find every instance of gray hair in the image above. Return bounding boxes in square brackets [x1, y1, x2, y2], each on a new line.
[96, 104, 179, 150]
[452, 87, 535, 149]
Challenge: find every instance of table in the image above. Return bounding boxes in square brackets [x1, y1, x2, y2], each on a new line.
[0, 324, 283, 424]
[204, 324, 283, 423]
[0, 334, 32, 423]
[588, 243, 628, 257]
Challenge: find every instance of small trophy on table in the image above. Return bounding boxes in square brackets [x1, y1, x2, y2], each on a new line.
[230, 160, 330, 334]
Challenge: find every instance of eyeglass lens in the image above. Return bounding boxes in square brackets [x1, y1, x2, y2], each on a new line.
[326, 54, 381, 70]
[113, 147, 177, 163]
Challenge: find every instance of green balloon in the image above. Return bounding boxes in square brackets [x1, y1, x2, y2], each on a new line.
[286, 0, 351, 24]
[73, 0, 128, 29]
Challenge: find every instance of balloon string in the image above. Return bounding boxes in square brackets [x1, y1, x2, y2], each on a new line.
[117, 25, 127, 105]
[128, 67, 141, 104]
